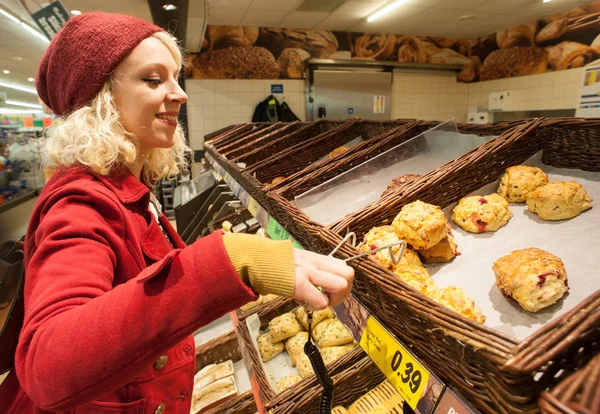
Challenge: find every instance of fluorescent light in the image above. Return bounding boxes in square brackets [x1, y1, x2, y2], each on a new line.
[0, 108, 42, 114]
[20, 21, 50, 43]
[3, 70, 9, 74]
[0, 7, 20, 24]
[0, 80, 37, 94]
[543, 0, 552, 3]
[367, 0, 406, 22]
[71, 10, 81, 15]
[28, 77, 34, 82]
[6, 100, 42, 109]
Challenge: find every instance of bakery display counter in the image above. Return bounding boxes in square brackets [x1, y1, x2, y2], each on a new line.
[204, 117, 599, 413]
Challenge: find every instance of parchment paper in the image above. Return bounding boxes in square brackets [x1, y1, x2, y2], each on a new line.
[428, 152, 600, 341]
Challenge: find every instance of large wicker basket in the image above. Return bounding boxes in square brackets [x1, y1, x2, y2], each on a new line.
[280, 117, 600, 413]
[265, 119, 525, 249]
[538, 352, 600, 414]
[272, 356, 386, 413]
[235, 301, 367, 412]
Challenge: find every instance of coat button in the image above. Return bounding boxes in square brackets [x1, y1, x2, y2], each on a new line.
[154, 403, 165, 414]
[154, 355, 168, 370]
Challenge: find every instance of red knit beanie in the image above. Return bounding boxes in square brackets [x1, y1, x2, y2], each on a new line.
[36, 12, 163, 117]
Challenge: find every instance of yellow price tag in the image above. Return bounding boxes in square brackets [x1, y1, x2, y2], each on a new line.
[247, 198, 259, 217]
[360, 316, 430, 410]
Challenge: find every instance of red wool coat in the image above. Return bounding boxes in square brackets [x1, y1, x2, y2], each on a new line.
[0, 166, 257, 413]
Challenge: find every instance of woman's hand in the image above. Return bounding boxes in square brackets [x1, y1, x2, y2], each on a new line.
[292, 249, 354, 311]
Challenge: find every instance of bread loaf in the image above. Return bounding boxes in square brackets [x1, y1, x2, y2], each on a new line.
[348, 380, 404, 413]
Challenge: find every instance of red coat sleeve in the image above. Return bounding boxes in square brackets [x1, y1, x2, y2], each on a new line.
[16, 181, 257, 410]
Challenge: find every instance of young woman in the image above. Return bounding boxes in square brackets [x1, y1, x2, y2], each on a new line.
[0, 13, 353, 413]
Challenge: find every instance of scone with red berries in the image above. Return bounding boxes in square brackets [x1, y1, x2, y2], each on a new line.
[420, 221, 460, 263]
[492, 248, 569, 312]
[451, 193, 513, 233]
[392, 200, 448, 250]
[498, 165, 549, 203]
[358, 225, 401, 270]
[431, 286, 486, 323]
[526, 181, 592, 221]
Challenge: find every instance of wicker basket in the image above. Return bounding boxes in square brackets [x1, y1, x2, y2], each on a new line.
[264, 120, 526, 250]
[201, 390, 257, 414]
[539, 352, 600, 414]
[292, 117, 600, 413]
[206, 122, 284, 151]
[272, 356, 386, 413]
[195, 330, 242, 373]
[233, 296, 298, 327]
[236, 301, 367, 412]
[193, 330, 259, 414]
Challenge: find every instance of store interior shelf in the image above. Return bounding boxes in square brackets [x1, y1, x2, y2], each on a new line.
[0, 189, 38, 214]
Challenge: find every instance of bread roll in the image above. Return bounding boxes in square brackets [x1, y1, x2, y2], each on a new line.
[285, 331, 309, 366]
[480, 47, 548, 81]
[496, 22, 537, 49]
[193, 360, 235, 390]
[353, 33, 396, 61]
[277, 48, 310, 78]
[348, 380, 404, 413]
[189, 47, 279, 79]
[276, 374, 303, 392]
[192, 376, 236, 412]
[258, 28, 338, 58]
[546, 41, 596, 70]
[396, 36, 427, 63]
[312, 319, 354, 348]
[208, 26, 259, 50]
[269, 312, 304, 342]
[295, 306, 335, 330]
[257, 332, 285, 362]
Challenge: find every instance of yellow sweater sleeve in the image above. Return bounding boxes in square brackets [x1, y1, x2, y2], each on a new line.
[222, 233, 296, 297]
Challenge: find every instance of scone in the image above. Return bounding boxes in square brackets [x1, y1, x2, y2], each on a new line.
[312, 319, 354, 348]
[394, 266, 438, 296]
[451, 193, 513, 233]
[526, 181, 592, 220]
[498, 166, 549, 203]
[392, 200, 448, 250]
[269, 313, 304, 342]
[285, 332, 309, 366]
[381, 174, 421, 197]
[492, 248, 569, 312]
[419, 221, 459, 263]
[431, 287, 486, 323]
[329, 145, 350, 158]
[295, 306, 335, 330]
[358, 226, 401, 269]
[257, 332, 285, 362]
[276, 374, 303, 392]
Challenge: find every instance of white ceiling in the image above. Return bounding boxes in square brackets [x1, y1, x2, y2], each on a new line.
[0, 0, 595, 109]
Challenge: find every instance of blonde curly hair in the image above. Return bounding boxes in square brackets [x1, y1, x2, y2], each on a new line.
[42, 31, 191, 186]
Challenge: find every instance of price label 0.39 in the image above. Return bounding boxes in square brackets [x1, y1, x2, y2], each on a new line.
[360, 317, 444, 413]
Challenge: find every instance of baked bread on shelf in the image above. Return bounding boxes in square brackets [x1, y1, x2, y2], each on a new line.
[285, 331, 309, 366]
[312, 319, 354, 348]
[497, 165, 549, 203]
[276, 373, 303, 392]
[419, 221, 460, 263]
[295, 306, 335, 330]
[192, 375, 237, 413]
[493, 248, 569, 312]
[268, 312, 304, 342]
[394, 266, 438, 296]
[347, 380, 405, 413]
[526, 181, 593, 220]
[277, 48, 310, 78]
[358, 225, 402, 270]
[451, 193, 513, 233]
[329, 145, 350, 158]
[431, 286, 486, 323]
[257, 332, 285, 362]
[392, 200, 448, 250]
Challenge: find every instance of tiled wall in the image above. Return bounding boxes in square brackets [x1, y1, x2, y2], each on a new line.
[391, 71, 469, 123]
[185, 79, 306, 150]
[467, 68, 583, 112]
